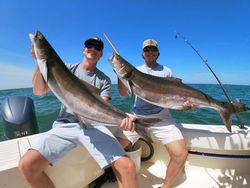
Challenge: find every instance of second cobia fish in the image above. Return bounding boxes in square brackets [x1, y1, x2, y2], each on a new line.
[29, 31, 160, 142]
[109, 53, 250, 132]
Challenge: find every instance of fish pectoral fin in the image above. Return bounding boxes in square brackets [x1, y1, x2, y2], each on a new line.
[41, 73, 48, 84]
[40, 60, 49, 83]
[126, 80, 134, 95]
[117, 77, 134, 96]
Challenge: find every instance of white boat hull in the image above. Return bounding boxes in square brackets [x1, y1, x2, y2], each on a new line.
[0, 124, 249, 187]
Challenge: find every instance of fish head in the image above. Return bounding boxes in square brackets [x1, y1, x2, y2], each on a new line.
[108, 53, 134, 79]
[29, 31, 51, 61]
[29, 31, 54, 82]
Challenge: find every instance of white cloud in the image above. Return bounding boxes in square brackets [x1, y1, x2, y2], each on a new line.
[0, 63, 34, 90]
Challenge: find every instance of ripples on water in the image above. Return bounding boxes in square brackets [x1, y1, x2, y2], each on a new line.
[0, 84, 249, 141]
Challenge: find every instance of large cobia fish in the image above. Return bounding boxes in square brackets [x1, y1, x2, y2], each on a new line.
[29, 31, 160, 142]
[109, 53, 250, 132]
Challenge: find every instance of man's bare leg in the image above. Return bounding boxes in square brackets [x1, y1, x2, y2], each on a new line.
[19, 149, 54, 188]
[162, 139, 188, 188]
[112, 156, 138, 188]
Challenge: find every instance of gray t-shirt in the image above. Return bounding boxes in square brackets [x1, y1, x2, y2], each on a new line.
[132, 63, 172, 115]
[57, 63, 112, 123]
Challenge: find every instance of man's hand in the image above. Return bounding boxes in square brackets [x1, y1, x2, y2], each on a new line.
[119, 113, 137, 131]
[183, 100, 196, 111]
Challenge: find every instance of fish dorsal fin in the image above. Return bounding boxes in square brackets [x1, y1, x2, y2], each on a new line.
[118, 77, 133, 96]
[126, 80, 134, 95]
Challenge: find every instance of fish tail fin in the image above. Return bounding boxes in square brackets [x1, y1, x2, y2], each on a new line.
[134, 117, 162, 143]
[219, 109, 232, 132]
[220, 101, 250, 132]
[231, 102, 250, 113]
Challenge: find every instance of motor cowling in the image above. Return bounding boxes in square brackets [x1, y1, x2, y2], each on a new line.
[1, 96, 39, 139]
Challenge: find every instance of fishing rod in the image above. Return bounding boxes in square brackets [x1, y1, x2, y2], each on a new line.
[175, 32, 245, 129]
[103, 33, 120, 55]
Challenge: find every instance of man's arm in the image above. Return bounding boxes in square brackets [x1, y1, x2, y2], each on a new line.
[32, 65, 50, 95]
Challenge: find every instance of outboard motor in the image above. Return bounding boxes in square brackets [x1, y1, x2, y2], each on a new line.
[1, 96, 38, 139]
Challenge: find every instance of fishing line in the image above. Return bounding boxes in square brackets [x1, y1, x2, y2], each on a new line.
[176, 32, 245, 129]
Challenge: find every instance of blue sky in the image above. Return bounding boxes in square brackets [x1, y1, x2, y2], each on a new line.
[0, 0, 249, 89]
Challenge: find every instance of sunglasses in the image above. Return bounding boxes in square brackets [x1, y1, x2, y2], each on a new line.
[85, 44, 102, 51]
[143, 47, 158, 52]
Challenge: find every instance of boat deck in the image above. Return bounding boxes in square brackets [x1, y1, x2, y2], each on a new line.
[101, 160, 250, 188]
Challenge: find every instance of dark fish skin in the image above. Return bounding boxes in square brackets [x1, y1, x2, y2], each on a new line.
[109, 53, 250, 132]
[29, 31, 161, 142]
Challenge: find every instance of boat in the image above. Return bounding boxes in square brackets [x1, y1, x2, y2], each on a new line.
[0, 96, 250, 187]
[1, 124, 249, 188]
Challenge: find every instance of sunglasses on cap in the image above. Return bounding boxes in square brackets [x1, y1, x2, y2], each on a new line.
[143, 46, 158, 52]
[85, 44, 103, 51]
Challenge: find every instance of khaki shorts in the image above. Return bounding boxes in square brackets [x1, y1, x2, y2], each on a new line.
[114, 109, 184, 145]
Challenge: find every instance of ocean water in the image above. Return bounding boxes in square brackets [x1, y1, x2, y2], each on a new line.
[0, 84, 249, 142]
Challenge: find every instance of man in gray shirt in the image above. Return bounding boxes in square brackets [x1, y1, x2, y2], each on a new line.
[19, 37, 137, 188]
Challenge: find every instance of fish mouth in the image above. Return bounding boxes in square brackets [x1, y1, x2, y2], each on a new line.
[109, 54, 125, 72]
[29, 33, 35, 41]
[33, 31, 43, 40]
[108, 54, 115, 64]
[29, 31, 43, 42]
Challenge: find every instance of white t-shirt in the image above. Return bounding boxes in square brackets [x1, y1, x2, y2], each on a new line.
[132, 63, 172, 115]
